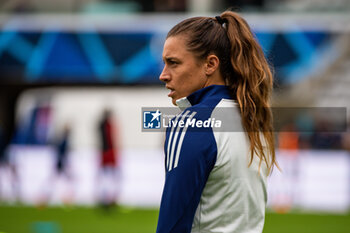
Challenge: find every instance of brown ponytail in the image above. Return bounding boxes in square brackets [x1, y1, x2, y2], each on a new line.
[167, 11, 277, 174]
[221, 11, 276, 174]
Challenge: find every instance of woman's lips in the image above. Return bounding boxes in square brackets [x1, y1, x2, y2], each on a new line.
[166, 86, 175, 97]
[168, 89, 175, 97]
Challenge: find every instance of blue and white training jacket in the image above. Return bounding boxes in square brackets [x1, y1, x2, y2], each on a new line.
[156, 85, 268, 233]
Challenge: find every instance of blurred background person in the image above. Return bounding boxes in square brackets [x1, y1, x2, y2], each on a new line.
[39, 123, 74, 206]
[0, 124, 9, 202]
[96, 108, 121, 210]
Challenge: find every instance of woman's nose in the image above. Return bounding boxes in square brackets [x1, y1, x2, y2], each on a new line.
[159, 68, 170, 82]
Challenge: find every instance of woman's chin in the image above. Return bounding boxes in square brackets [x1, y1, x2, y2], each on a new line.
[171, 98, 177, 106]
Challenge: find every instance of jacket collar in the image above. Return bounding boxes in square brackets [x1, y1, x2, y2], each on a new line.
[175, 85, 232, 111]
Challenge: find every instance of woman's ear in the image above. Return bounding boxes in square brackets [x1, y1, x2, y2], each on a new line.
[205, 54, 220, 76]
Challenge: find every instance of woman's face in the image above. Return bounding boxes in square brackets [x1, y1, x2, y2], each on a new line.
[159, 36, 208, 105]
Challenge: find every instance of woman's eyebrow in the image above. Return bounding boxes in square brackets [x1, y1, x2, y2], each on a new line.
[164, 57, 182, 65]
[163, 56, 178, 61]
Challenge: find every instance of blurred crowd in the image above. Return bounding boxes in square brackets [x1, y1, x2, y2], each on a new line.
[278, 122, 350, 151]
[1, 0, 349, 13]
[276, 109, 349, 151]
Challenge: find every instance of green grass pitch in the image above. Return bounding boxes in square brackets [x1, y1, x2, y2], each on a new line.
[0, 205, 349, 233]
